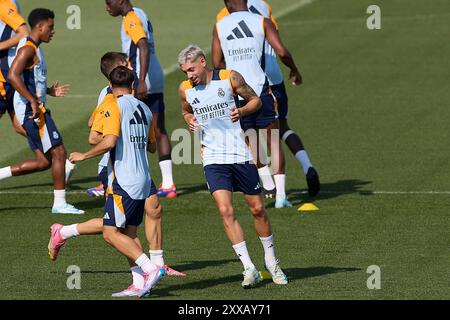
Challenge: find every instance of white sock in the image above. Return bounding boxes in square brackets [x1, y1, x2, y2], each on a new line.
[159, 160, 174, 189]
[0, 166, 12, 180]
[232, 241, 255, 270]
[149, 250, 165, 266]
[130, 266, 145, 289]
[295, 150, 312, 175]
[273, 174, 286, 198]
[53, 189, 67, 208]
[60, 224, 80, 240]
[135, 253, 156, 274]
[259, 235, 277, 267]
[257, 166, 275, 190]
[65, 159, 76, 184]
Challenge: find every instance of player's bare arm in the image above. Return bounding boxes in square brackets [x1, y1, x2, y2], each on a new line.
[230, 70, 261, 121]
[8, 45, 41, 119]
[88, 114, 95, 127]
[211, 25, 225, 69]
[69, 135, 118, 163]
[146, 121, 156, 153]
[179, 84, 197, 132]
[264, 18, 302, 86]
[0, 24, 28, 51]
[88, 130, 103, 146]
[136, 37, 149, 99]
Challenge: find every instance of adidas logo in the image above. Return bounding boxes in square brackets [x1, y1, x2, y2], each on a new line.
[254, 182, 261, 190]
[191, 97, 200, 105]
[105, 111, 111, 118]
[104, 212, 110, 219]
[130, 104, 149, 125]
[226, 20, 254, 40]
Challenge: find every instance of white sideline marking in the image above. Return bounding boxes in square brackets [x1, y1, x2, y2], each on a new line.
[274, 0, 317, 19]
[279, 13, 450, 26]
[1, 190, 450, 195]
[66, 0, 318, 99]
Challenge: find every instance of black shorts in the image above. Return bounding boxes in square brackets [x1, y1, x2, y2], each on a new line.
[0, 82, 14, 115]
[142, 93, 165, 114]
[22, 109, 63, 154]
[239, 84, 278, 131]
[271, 82, 288, 120]
[103, 180, 158, 228]
[99, 166, 108, 192]
[103, 194, 146, 228]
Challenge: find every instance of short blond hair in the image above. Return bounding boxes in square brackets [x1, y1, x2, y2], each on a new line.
[178, 44, 206, 65]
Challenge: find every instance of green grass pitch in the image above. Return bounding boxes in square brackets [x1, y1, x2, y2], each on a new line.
[0, 0, 449, 299]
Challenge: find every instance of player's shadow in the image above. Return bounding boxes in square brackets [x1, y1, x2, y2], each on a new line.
[68, 259, 236, 278]
[1, 176, 101, 191]
[71, 198, 105, 211]
[167, 259, 237, 272]
[0, 206, 50, 212]
[2, 182, 54, 190]
[176, 184, 208, 196]
[0, 196, 104, 212]
[80, 270, 130, 275]
[283, 266, 361, 280]
[64, 177, 105, 190]
[286, 179, 373, 206]
[151, 265, 361, 297]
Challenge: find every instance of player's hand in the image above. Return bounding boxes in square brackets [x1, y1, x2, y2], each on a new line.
[48, 82, 70, 97]
[230, 107, 241, 122]
[69, 152, 86, 163]
[188, 115, 199, 132]
[28, 99, 41, 120]
[289, 69, 303, 86]
[137, 80, 148, 100]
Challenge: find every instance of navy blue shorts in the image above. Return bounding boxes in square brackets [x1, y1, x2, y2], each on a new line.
[204, 162, 261, 195]
[142, 93, 165, 114]
[271, 82, 288, 120]
[239, 85, 278, 131]
[103, 180, 158, 228]
[99, 166, 108, 192]
[0, 82, 14, 115]
[103, 194, 146, 228]
[22, 109, 63, 154]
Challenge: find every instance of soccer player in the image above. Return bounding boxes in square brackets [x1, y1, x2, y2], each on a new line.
[213, 0, 310, 208]
[85, 52, 129, 198]
[0, 8, 82, 214]
[49, 52, 184, 297]
[68, 66, 165, 298]
[105, 0, 176, 198]
[216, 0, 320, 198]
[179, 45, 288, 288]
[0, 0, 27, 136]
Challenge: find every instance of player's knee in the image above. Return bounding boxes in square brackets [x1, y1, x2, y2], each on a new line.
[102, 230, 115, 245]
[218, 205, 234, 219]
[146, 202, 162, 220]
[13, 125, 24, 135]
[36, 158, 51, 171]
[250, 203, 266, 219]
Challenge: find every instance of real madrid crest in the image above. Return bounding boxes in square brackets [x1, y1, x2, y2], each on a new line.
[218, 88, 225, 98]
